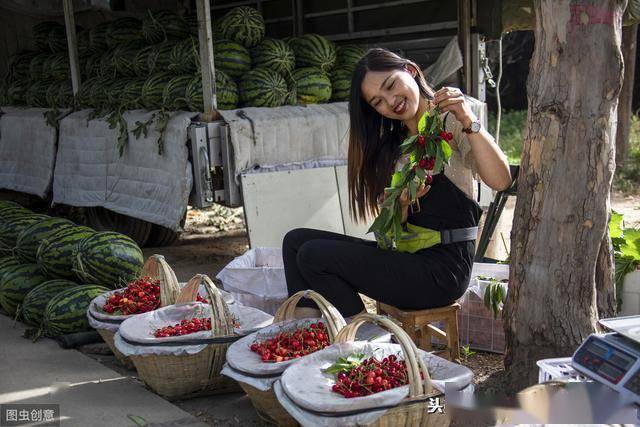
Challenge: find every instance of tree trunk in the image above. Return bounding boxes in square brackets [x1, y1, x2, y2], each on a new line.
[596, 230, 616, 319]
[504, 0, 625, 391]
[616, 24, 637, 165]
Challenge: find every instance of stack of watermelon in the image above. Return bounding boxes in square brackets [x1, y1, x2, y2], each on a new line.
[0, 5, 366, 112]
[0, 201, 144, 338]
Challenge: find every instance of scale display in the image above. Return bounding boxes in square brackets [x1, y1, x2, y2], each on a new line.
[573, 317, 640, 405]
[573, 336, 636, 384]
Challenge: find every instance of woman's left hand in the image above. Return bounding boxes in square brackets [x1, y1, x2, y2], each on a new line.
[433, 86, 475, 129]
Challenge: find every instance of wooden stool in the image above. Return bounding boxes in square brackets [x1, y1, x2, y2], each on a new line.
[377, 302, 461, 362]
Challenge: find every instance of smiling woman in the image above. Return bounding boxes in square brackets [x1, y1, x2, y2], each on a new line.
[282, 48, 511, 319]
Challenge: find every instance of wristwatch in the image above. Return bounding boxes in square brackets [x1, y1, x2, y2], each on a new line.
[463, 119, 481, 134]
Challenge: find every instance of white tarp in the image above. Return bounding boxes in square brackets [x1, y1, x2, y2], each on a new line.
[52, 109, 195, 230]
[216, 247, 288, 315]
[0, 107, 64, 197]
[218, 103, 350, 182]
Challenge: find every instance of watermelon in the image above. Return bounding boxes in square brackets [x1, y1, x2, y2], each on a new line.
[99, 49, 117, 80]
[47, 24, 69, 52]
[8, 51, 38, 80]
[112, 40, 147, 77]
[169, 37, 200, 74]
[290, 34, 336, 73]
[186, 71, 238, 111]
[77, 76, 111, 109]
[15, 217, 75, 264]
[45, 80, 73, 108]
[251, 38, 295, 77]
[213, 40, 251, 80]
[0, 256, 21, 273]
[0, 200, 27, 213]
[0, 214, 49, 254]
[26, 80, 55, 108]
[82, 51, 103, 78]
[77, 29, 92, 56]
[141, 72, 174, 110]
[291, 67, 332, 104]
[33, 22, 64, 52]
[44, 53, 71, 80]
[74, 232, 144, 288]
[42, 284, 110, 336]
[105, 17, 144, 49]
[142, 10, 191, 44]
[29, 53, 54, 80]
[120, 78, 146, 110]
[0, 263, 48, 316]
[36, 225, 95, 280]
[5, 79, 29, 105]
[336, 45, 366, 71]
[162, 75, 192, 111]
[218, 6, 265, 48]
[330, 68, 353, 102]
[216, 70, 239, 110]
[239, 68, 288, 108]
[105, 79, 132, 110]
[20, 279, 78, 327]
[89, 21, 112, 51]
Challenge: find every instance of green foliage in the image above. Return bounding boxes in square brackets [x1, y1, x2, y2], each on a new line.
[610, 211, 640, 311]
[461, 345, 476, 363]
[615, 115, 640, 195]
[487, 110, 527, 165]
[324, 353, 366, 374]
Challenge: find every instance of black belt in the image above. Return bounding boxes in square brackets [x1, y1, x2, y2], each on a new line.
[440, 226, 479, 244]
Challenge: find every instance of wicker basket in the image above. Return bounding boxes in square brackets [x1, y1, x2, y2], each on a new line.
[239, 290, 347, 427]
[331, 313, 449, 427]
[130, 274, 238, 399]
[93, 254, 180, 369]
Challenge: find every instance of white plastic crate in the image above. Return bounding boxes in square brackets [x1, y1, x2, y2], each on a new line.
[536, 357, 590, 384]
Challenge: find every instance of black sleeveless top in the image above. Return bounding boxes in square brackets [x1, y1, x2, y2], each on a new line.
[404, 154, 483, 300]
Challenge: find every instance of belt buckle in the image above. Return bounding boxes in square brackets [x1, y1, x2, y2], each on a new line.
[410, 198, 421, 214]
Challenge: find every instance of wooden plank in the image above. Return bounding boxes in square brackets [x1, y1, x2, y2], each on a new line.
[196, 0, 217, 121]
[62, 0, 82, 95]
[457, 0, 472, 94]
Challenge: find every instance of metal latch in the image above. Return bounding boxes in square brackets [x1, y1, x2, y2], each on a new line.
[480, 51, 496, 88]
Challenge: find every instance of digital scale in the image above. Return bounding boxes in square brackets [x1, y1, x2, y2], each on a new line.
[572, 315, 640, 405]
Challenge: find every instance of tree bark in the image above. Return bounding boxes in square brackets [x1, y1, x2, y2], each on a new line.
[596, 230, 616, 319]
[504, 0, 625, 391]
[616, 24, 637, 165]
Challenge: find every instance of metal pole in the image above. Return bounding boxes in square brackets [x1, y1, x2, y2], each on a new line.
[196, 0, 217, 121]
[62, 0, 81, 95]
[457, 0, 471, 94]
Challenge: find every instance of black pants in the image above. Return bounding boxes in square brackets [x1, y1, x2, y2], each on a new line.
[283, 228, 465, 317]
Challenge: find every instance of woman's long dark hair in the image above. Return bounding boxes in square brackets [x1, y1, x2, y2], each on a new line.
[348, 48, 434, 223]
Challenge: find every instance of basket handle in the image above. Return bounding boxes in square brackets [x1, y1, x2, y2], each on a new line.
[273, 290, 346, 342]
[141, 254, 180, 307]
[176, 274, 234, 337]
[335, 313, 434, 398]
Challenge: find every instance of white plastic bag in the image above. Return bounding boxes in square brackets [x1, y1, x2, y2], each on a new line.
[216, 247, 288, 315]
[87, 285, 235, 332]
[279, 341, 472, 415]
[114, 302, 273, 357]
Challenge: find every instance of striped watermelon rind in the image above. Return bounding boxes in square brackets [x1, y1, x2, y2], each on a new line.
[42, 284, 110, 336]
[0, 263, 48, 316]
[336, 45, 366, 71]
[290, 34, 336, 73]
[142, 10, 191, 44]
[37, 225, 95, 280]
[291, 67, 332, 104]
[162, 75, 192, 111]
[15, 217, 75, 264]
[0, 214, 49, 254]
[213, 39, 251, 80]
[74, 232, 144, 288]
[251, 38, 295, 77]
[239, 67, 288, 108]
[141, 72, 174, 110]
[20, 279, 79, 327]
[218, 6, 265, 49]
[330, 67, 353, 102]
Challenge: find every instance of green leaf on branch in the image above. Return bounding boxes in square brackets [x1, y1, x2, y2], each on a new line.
[610, 211, 624, 239]
[434, 147, 443, 174]
[415, 167, 426, 181]
[391, 171, 404, 188]
[440, 139, 452, 162]
[400, 134, 418, 150]
[418, 112, 428, 133]
[324, 353, 366, 374]
[409, 179, 417, 201]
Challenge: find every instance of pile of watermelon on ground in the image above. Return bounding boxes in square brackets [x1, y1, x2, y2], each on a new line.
[0, 200, 147, 338]
[0, 6, 365, 115]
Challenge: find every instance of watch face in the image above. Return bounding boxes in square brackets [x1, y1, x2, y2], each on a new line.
[471, 121, 481, 132]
